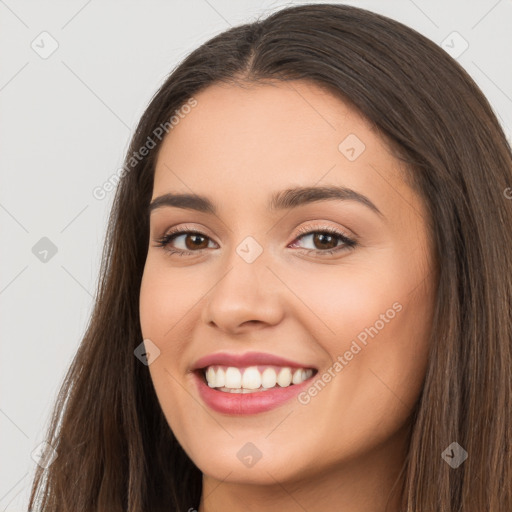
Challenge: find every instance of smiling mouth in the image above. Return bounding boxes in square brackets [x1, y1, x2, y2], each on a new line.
[197, 364, 317, 393]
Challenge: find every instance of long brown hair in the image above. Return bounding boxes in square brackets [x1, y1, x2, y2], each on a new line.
[28, 4, 512, 511]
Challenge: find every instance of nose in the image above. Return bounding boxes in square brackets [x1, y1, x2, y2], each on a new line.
[200, 251, 285, 334]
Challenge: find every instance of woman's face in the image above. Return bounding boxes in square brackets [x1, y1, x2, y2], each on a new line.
[139, 81, 436, 489]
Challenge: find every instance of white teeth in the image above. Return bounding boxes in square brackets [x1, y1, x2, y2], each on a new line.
[277, 367, 292, 387]
[203, 365, 314, 392]
[261, 368, 277, 388]
[216, 367, 225, 388]
[292, 368, 303, 385]
[241, 366, 261, 390]
[206, 367, 216, 388]
[225, 367, 242, 388]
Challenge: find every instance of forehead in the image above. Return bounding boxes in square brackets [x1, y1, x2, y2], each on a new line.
[155, 80, 379, 171]
[152, 81, 419, 224]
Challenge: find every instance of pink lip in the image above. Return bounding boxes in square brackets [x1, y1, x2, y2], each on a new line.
[191, 351, 317, 415]
[192, 351, 316, 371]
[192, 371, 315, 415]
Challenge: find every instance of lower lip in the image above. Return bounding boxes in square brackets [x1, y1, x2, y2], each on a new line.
[193, 370, 315, 415]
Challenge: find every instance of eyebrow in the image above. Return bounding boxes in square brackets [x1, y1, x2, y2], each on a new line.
[148, 185, 383, 218]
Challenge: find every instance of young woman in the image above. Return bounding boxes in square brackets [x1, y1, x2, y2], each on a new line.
[28, 3, 512, 511]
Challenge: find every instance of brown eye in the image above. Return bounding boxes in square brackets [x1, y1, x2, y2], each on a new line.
[183, 233, 209, 250]
[154, 224, 357, 258]
[153, 228, 216, 256]
[310, 232, 339, 251]
[290, 225, 357, 255]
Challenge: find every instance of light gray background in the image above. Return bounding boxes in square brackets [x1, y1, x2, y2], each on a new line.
[1, 1, 511, 510]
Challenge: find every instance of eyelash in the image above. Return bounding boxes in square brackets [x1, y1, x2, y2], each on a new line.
[153, 224, 358, 258]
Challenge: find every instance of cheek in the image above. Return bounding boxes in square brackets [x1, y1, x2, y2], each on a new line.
[286, 252, 433, 428]
[139, 258, 200, 343]
[277, 257, 401, 344]
[139, 262, 201, 455]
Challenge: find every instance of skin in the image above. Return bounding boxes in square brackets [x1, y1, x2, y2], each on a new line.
[139, 80, 437, 512]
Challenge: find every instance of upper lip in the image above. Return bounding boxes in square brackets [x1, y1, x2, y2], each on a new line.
[192, 351, 317, 371]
